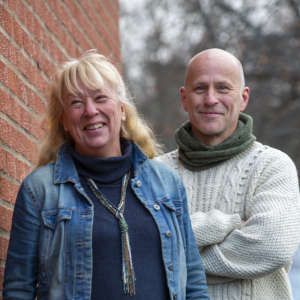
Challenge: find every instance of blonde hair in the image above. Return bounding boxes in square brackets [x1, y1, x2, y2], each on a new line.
[36, 50, 163, 168]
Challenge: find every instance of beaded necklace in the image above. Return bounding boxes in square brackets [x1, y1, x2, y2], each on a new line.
[85, 171, 136, 296]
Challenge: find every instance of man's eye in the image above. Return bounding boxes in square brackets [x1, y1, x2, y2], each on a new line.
[219, 86, 228, 90]
[195, 86, 205, 91]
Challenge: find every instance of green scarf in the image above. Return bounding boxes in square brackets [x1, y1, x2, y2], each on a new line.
[175, 113, 256, 171]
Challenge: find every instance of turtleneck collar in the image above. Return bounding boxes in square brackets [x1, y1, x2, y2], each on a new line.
[69, 139, 133, 184]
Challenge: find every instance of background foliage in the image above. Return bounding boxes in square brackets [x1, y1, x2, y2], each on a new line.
[120, 0, 300, 171]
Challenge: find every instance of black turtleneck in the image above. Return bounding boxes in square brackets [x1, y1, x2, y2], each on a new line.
[69, 140, 169, 299]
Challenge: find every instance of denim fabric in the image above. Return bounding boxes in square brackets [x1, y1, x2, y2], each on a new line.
[3, 143, 209, 300]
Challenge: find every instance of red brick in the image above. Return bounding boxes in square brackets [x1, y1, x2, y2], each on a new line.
[7, 67, 18, 96]
[0, 89, 14, 117]
[0, 118, 11, 146]
[13, 20, 23, 47]
[28, 140, 34, 162]
[0, 60, 8, 87]
[0, 32, 11, 59]
[0, 206, 11, 231]
[3, 7, 13, 37]
[26, 86, 35, 109]
[18, 132, 28, 157]
[31, 42, 40, 63]
[11, 101, 22, 126]
[10, 182, 19, 204]
[6, 0, 16, 13]
[0, 237, 4, 260]
[0, 206, 7, 231]
[16, 159, 26, 181]
[14, 0, 26, 25]
[10, 44, 19, 67]
[4, 237, 9, 260]
[28, 63, 37, 87]
[31, 117, 40, 139]
[34, 18, 42, 43]
[0, 177, 11, 202]
[42, 28, 50, 53]
[25, 7, 34, 34]
[23, 31, 33, 57]
[28, 140, 39, 164]
[22, 109, 32, 133]
[0, 5, 3, 28]
[10, 126, 19, 151]
[0, 148, 6, 172]
[34, 94, 45, 114]
[19, 53, 29, 78]
[49, 38, 64, 63]
[16, 76, 27, 103]
[6, 152, 15, 178]
[0, 266, 4, 290]
[6, 209, 13, 231]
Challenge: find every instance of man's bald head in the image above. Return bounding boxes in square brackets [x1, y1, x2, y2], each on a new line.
[185, 49, 245, 92]
[180, 48, 250, 146]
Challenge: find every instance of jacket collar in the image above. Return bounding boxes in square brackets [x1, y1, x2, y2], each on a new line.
[54, 142, 148, 184]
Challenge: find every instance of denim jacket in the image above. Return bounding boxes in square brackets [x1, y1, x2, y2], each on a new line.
[3, 143, 209, 300]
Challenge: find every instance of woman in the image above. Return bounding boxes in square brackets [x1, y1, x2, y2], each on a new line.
[3, 51, 209, 300]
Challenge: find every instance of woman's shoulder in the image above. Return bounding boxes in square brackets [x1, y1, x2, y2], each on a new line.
[23, 162, 56, 187]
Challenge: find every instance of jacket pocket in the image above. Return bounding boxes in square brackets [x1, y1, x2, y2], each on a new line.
[162, 199, 186, 249]
[42, 208, 72, 230]
[41, 208, 73, 260]
[162, 199, 183, 216]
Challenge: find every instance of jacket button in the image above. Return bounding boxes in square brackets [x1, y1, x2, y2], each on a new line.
[169, 263, 173, 271]
[166, 230, 171, 238]
[136, 180, 142, 187]
[153, 204, 160, 210]
[174, 293, 178, 299]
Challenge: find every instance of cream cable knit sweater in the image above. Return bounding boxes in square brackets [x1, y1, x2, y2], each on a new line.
[157, 142, 300, 300]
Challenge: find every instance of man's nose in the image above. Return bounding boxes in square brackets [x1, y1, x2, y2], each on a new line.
[204, 88, 219, 106]
[84, 99, 99, 117]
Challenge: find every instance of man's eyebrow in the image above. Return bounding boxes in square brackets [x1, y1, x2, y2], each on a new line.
[216, 80, 233, 85]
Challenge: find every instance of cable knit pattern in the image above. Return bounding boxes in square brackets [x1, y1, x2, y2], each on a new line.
[157, 142, 300, 300]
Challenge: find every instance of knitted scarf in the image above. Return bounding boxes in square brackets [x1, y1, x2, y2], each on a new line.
[175, 113, 256, 171]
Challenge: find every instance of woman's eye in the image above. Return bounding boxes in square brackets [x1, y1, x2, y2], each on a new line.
[95, 96, 107, 102]
[70, 100, 83, 108]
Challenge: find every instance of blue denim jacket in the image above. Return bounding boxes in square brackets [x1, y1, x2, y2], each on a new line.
[3, 143, 209, 300]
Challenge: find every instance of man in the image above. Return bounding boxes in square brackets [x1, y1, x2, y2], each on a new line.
[158, 49, 300, 299]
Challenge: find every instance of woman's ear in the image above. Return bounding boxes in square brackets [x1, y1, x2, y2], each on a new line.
[60, 113, 69, 132]
[121, 104, 126, 122]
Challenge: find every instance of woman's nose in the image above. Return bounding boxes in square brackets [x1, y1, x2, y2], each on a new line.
[84, 99, 99, 117]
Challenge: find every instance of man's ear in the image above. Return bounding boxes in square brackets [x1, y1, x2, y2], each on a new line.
[60, 114, 69, 132]
[240, 87, 250, 112]
[180, 87, 188, 112]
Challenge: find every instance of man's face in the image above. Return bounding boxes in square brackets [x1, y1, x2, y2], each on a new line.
[181, 53, 249, 146]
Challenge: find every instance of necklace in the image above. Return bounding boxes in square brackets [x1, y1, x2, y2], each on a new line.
[85, 171, 136, 296]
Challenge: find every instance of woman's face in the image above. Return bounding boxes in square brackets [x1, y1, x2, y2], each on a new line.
[60, 79, 126, 158]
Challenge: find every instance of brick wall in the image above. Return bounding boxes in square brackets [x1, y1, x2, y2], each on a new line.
[0, 0, 121, 297]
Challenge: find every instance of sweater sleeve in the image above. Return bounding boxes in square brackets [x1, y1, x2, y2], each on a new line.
[200, 152, 300, 281]
[190, 210, 241, 251]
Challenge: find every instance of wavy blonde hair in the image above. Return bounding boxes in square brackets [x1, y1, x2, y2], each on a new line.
[36, 50, 163, 168]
